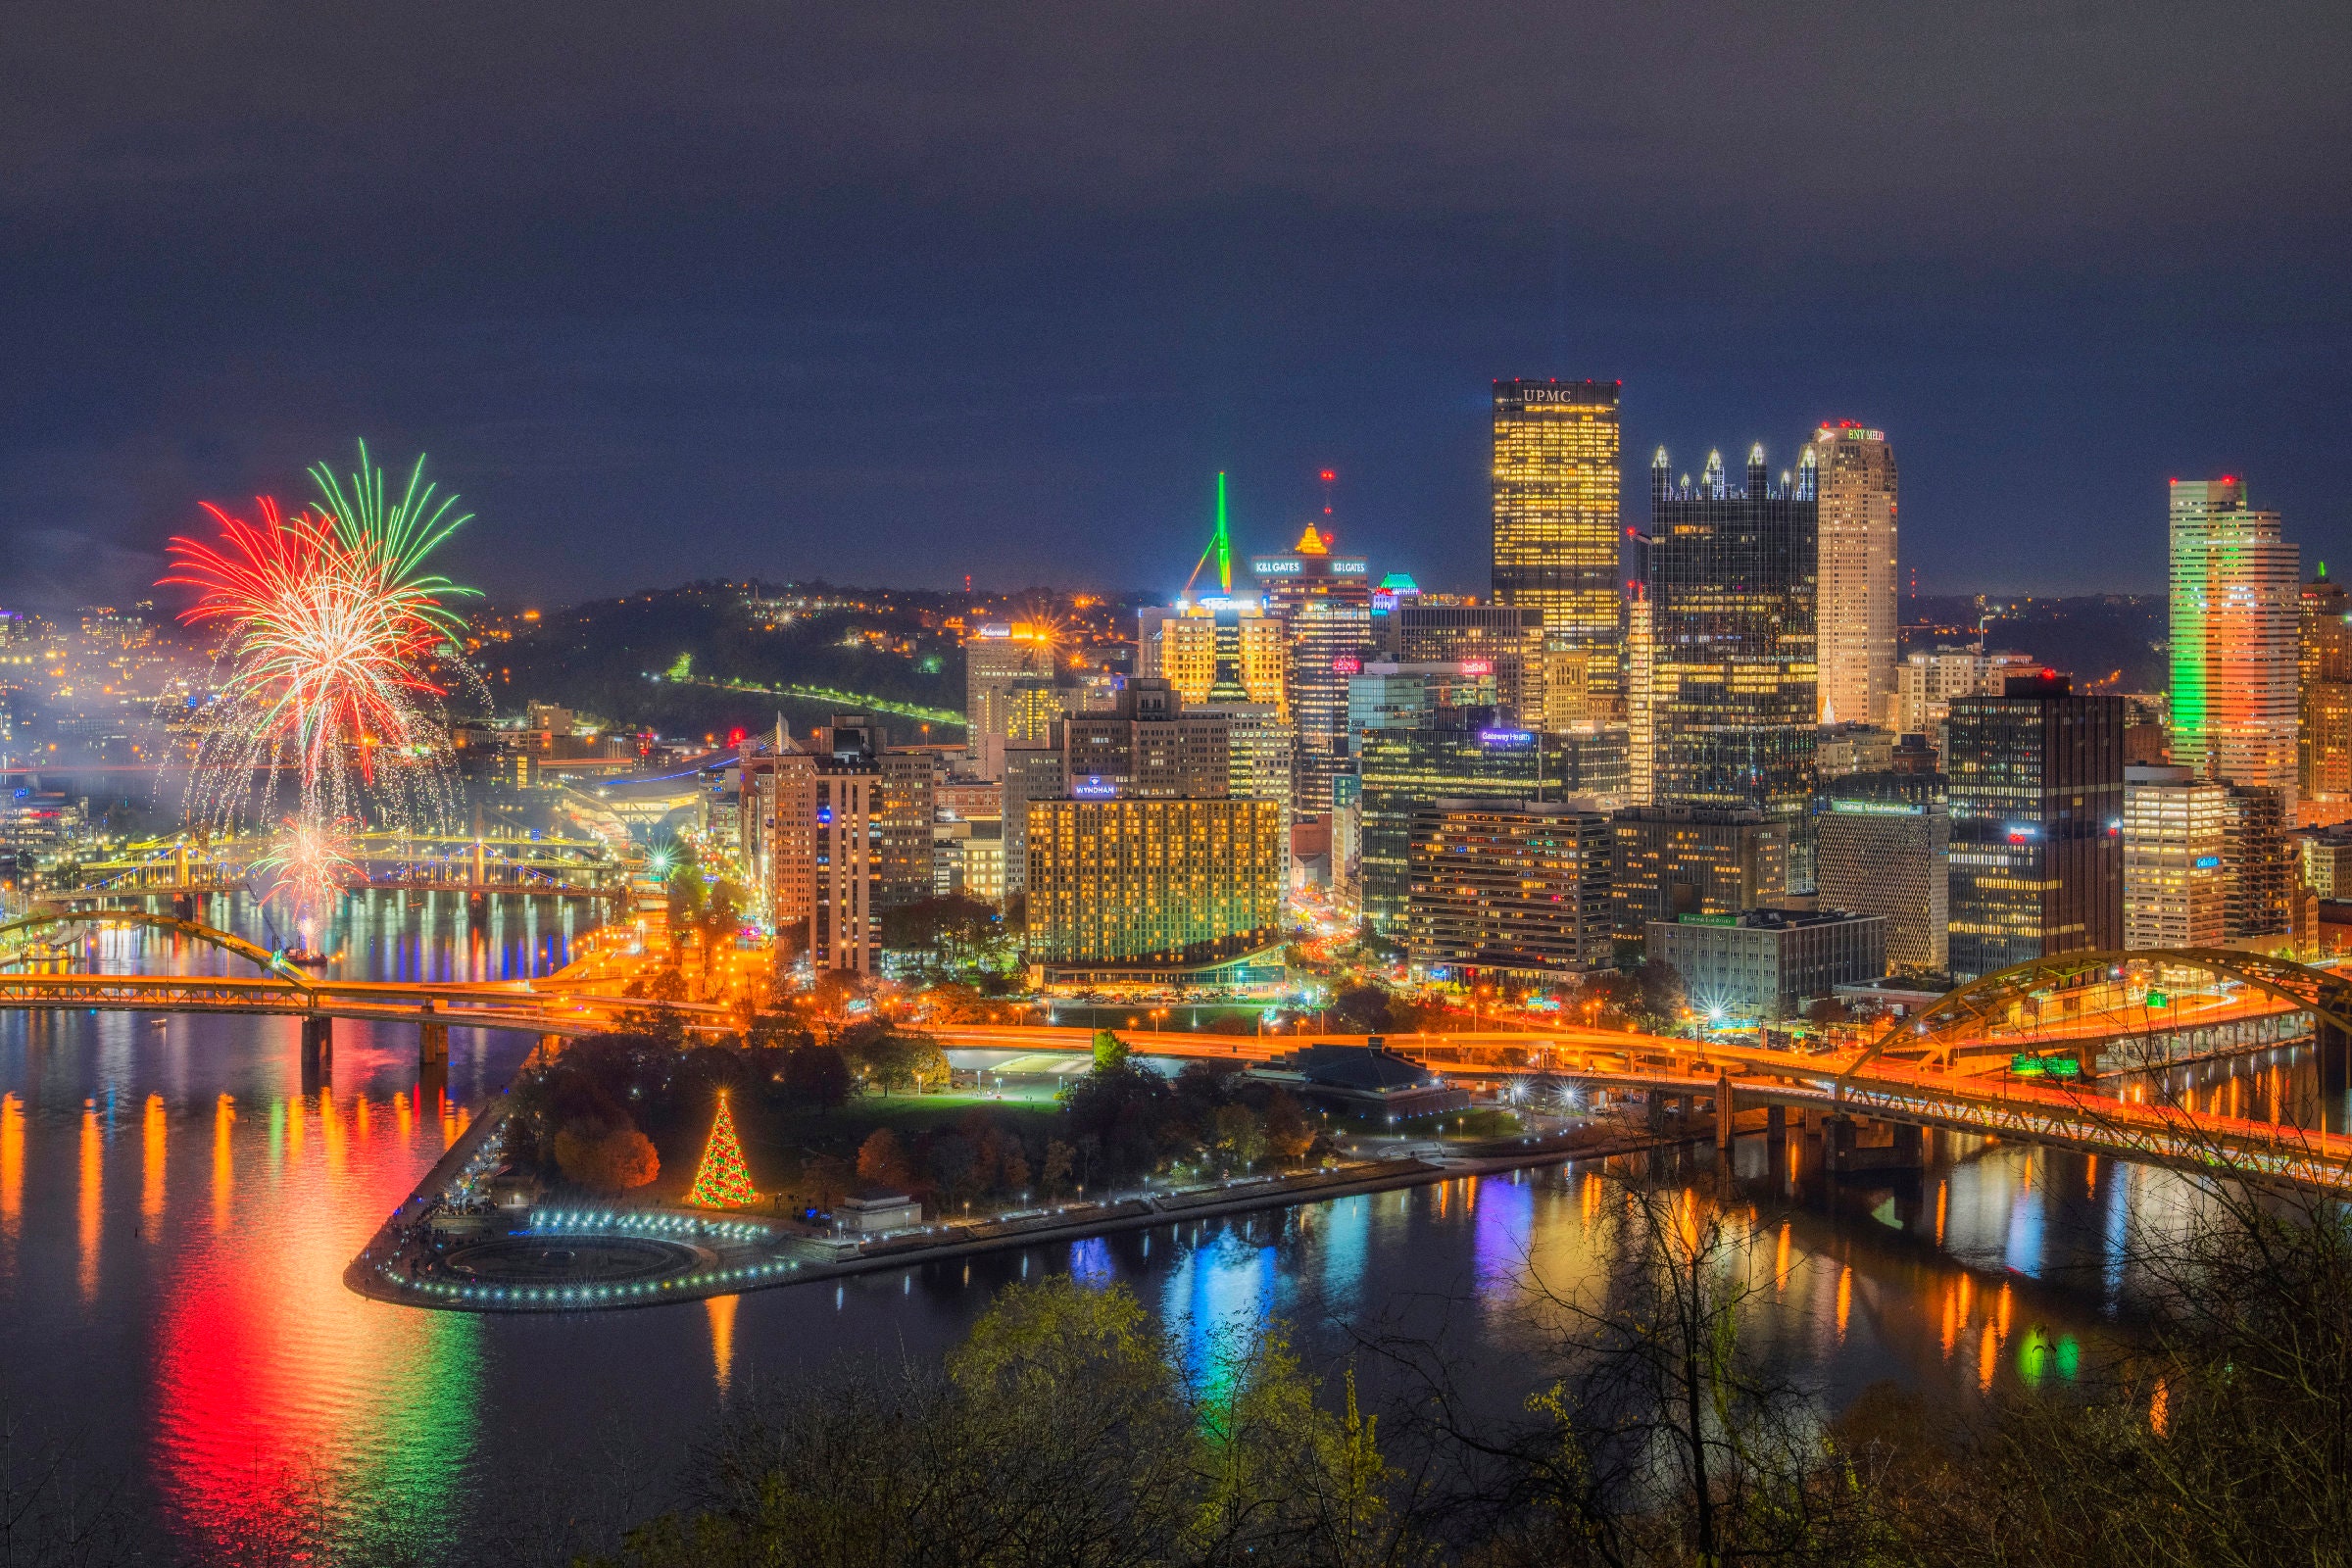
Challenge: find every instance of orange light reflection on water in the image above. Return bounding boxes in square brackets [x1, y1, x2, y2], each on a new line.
[78, 1100, 101, 1300]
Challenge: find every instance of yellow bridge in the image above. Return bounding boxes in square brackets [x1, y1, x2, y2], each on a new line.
[935, 948, 2352, 1195]
[0, 908, 724, 1062]
[55, 831, 626, 903]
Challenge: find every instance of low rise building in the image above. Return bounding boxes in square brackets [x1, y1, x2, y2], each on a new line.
[1645, 907, 1889, 1022]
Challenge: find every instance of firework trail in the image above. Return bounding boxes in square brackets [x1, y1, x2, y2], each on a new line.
[252, 815, 359, 949]
[160, 447, 483, 931]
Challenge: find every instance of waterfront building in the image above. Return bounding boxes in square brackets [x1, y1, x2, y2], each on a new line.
[1382, 604, 1547, 725]
[1645, 907, 1888, 1021]
[1060, 678, 1229, 799]
[1817, 768, 1950, 973]
[2170, 476, 2298, 817]
[2301, 568, 2352, 826]
[1024, 797, 1286, 967]
[2123, 764, 2229, 951]
[1252, 525, 1373, 816]
[1492, 378, 1623, 705]
[1137, 599, 1287, 715]
[1609, 805, 1788, 947]
[997, 744, 1065, 901]
[1357, 718, 1625, 931]
[2223, 783, 2295, 942]
[1404, 800, 1615, 980]
[1646, 444, 1818, 880]
[1945, 672, 2125, 981]
[964, 623, 1055, 778]
[1894, 646, 2040, 752]
[1805, 423, 1899, 727]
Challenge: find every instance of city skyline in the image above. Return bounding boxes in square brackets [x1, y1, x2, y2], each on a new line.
[4, 6, 2345, 609]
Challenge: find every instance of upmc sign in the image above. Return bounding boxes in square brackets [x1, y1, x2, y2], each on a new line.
[1500, 380, 1616, 408]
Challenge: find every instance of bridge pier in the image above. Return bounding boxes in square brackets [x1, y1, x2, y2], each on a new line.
[2321, 1020, 2351, 1133]
[1766, 1103, 1787, 1142]
[419, 1020, 449, 1066]
[1715, 1072, 1735, 1149]
[300, 1014, 333, 1076]
[1824, 1115, 1925, 1176]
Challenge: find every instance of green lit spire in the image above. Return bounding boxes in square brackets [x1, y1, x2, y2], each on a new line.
[1184, 470, 1233, 596]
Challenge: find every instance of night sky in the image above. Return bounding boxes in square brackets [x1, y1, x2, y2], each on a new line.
[4, 2, 2346, 609]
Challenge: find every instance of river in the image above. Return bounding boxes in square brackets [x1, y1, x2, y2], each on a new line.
[0, 895, 2317, 1564]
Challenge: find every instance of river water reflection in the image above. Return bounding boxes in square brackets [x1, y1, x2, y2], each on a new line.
[0, 899, 2324, 1563]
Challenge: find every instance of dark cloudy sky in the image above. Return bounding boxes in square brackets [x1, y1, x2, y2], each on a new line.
[3, 1, 2345, 608]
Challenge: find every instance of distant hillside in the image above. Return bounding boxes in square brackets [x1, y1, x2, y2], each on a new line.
[486, 584, 966, 746]
[1905, 593, 2167, 694]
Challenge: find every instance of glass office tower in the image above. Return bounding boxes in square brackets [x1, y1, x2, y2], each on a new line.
[1492, 379, 1622, 705]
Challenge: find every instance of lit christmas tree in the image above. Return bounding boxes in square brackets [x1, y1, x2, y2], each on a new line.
[686, 1090, 760, 1207]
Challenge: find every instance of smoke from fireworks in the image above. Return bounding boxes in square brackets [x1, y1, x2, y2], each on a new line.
[162, 446, 483, 939]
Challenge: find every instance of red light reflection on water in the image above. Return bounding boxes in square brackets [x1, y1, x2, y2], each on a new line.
[151, 1070, 481, 1561]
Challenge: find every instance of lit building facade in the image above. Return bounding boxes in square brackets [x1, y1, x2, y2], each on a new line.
[1646, 444, 1818, 879]
[1405, 800, 1615, 979]
[1252, 526, 1372, 816]
[1805, 423, 1898, 727]
[1025, 798, 1286, 964]
[1358, 721, 1626, 931]
[2223, 783, 2294, 942]
[1609, 806, 1788, 946]
[2300, 569, 2352, 826]
[1945, 673, 2125, 981]
[1060, 678, 1229, 799]
[1137, 601, 1287, 715]
[1645, 908, 1887, 1022]
[2170, 476, 2298, 818]
[1895, 647, 2040, 749]
[1816, 769, 1950, 973]
[964, 624, 1055, 778]
[997, 745, 1065, 901]
[1624, 584, 1654, 805]
[2123, 764, 2229, 951]
[1383, 605, 1547, 726]
[1492, 379, 1622, 704]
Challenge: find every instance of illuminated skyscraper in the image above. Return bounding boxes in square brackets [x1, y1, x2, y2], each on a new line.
[1805, 423, 1898, 727]
[1252, 524, 1373, 816]
[1137, 600, 1287, 714]
[2300, 568, 2352, 826]
[2170, 477, 2298, 817]
[1946, 672, 2124, 981]
[1624, 583, 1654, 805]
[1646, 444, 1818, 877]
[1492, 379, 1622, 703]
[2123, 764, 2229, 950]
[964, 623, 1055, 778]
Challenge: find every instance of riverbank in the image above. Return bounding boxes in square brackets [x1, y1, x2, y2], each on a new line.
[346, 1115, 1707, 1313]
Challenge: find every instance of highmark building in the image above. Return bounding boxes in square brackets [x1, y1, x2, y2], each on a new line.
[2170, 475, 2298, 819]
[1492, 379, 1623, 709]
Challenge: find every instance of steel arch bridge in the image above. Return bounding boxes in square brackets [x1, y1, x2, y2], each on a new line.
[0, 906, 315, 985]
[1838, 948, 2352, 1086]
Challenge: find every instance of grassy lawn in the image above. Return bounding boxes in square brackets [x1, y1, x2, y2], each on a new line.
[643, 1085, 1070, 1207]
[1326, 1105, 1524, 1140]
